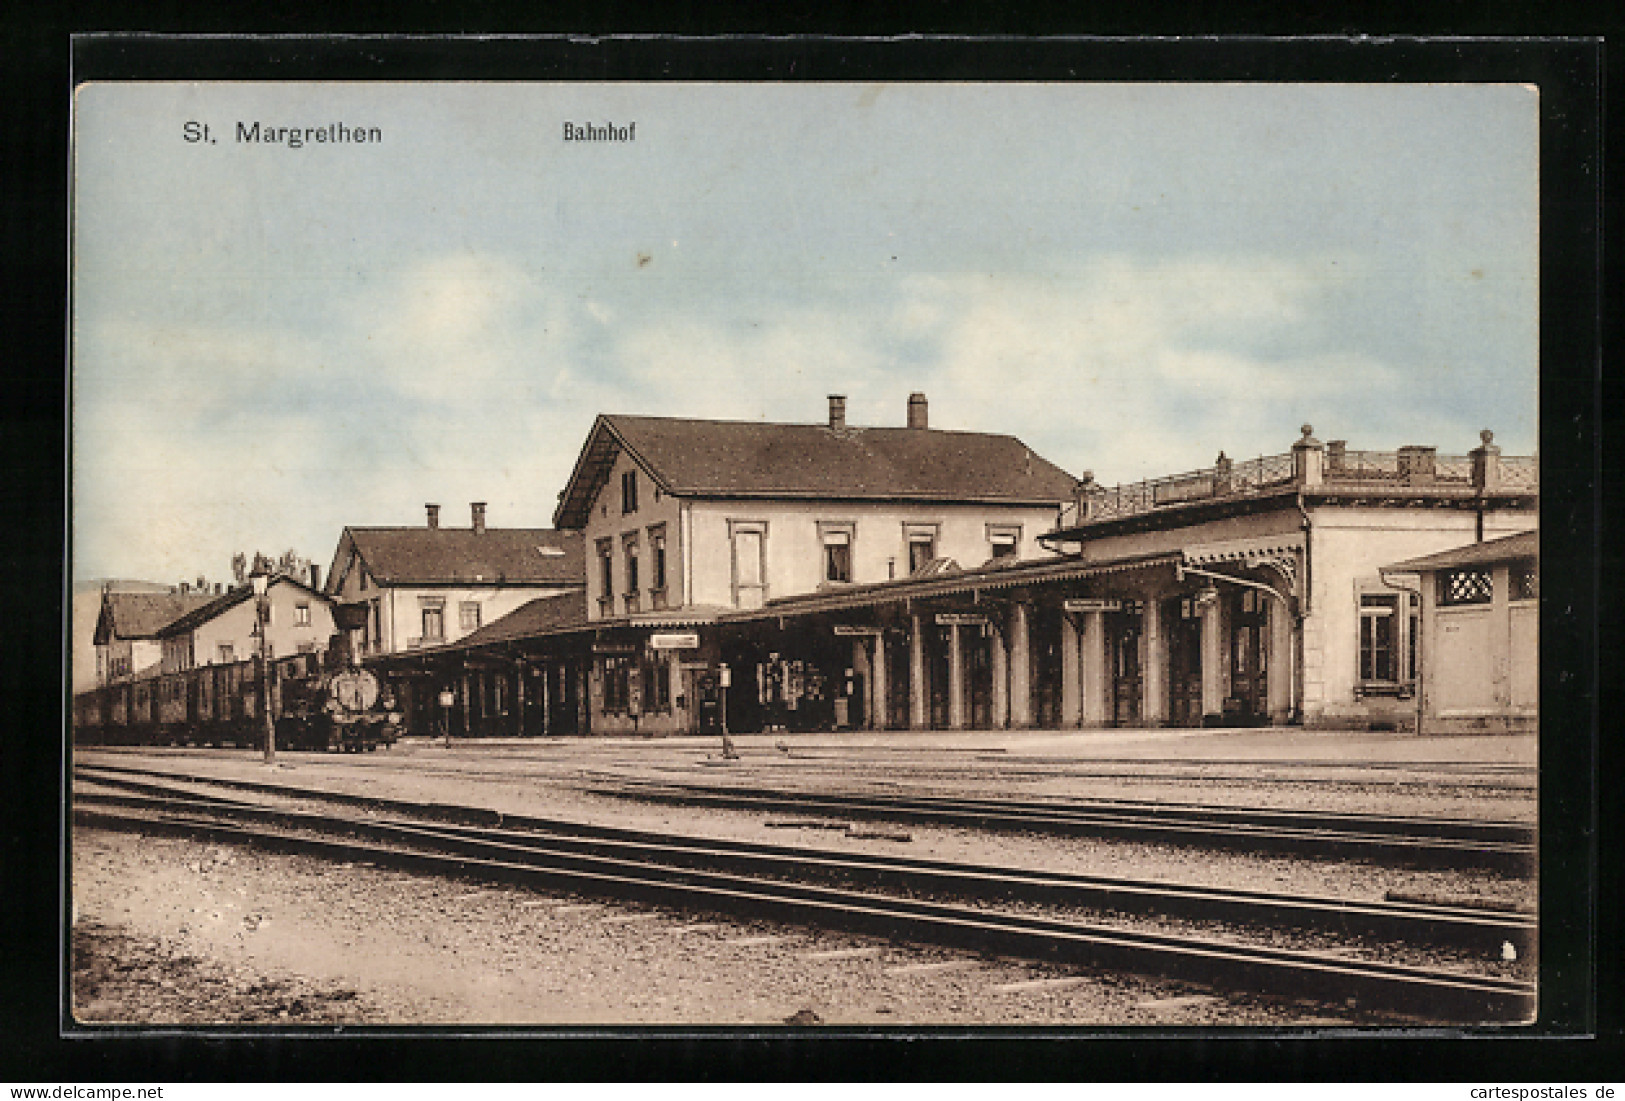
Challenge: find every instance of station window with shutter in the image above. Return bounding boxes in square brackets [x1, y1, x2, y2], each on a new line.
[420, 597, 445, 643]
[596, 539, 614, 614]
[648, 524, 668, 607]
[819, 522, 855, 583]
[986, 523, 1022, 561]
[904, 523, 939, 575]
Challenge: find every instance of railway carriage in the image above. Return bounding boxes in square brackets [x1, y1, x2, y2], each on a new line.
[73, 636, 401, 752]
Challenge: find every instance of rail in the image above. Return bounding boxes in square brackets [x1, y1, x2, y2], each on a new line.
[73, 770, 1536, 1023]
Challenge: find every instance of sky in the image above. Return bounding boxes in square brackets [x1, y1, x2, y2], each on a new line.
[72, 81, 1539, 584]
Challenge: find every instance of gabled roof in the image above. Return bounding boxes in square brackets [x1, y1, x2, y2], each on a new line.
[93, 590, 217, 645]
[156, 575, 330, 638]
[1385, 529, 1538, 573]
[454, 591, 590, 648]
[327, 527, 584, 591]
[554, 414, 1079, 529]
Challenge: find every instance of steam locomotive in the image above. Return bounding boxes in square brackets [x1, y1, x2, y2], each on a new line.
[73, 635, 401, 752]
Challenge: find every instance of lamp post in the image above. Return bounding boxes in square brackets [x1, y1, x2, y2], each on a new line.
[252, 571, 276, 764]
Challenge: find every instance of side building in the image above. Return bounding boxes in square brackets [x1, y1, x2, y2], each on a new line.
[156, 574, 337, 672]
[1031, 426, 1537, 729]
[1383, 529, 1538, 733]
[328, 502, 585, 736]
[92, 587, 218, 685]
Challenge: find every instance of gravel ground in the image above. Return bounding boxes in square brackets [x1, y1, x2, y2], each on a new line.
[79, 742, 1536, 910]
[71, 827, 1355, 1027]
[71, 733, 1536, 1027]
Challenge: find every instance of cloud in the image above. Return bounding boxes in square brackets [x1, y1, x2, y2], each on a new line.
[71, 247, 1525, 582]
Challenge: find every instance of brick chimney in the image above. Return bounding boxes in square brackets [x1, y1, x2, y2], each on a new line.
[907, 392, 928, 430]
[308, 565, 321, 591]
[828, 394, 847, 430]
[426, 503, 441, 529]
[471, 502, 487, 535]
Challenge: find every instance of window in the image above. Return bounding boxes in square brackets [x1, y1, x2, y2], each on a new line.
[648, 525, 668, 593]
[624, 535, 640, 594]
[459, 601, 481, 632]
[297, 641, 317, 654]
[1439, 567, 1493, 607]
[369, 600, 382, 650]
[217, 643, 235, 664]
[1359, 594, 1399, 682]
[906, 527, 938, 575]
[730, 521, 768, 609]
[1509, 559, 1538, 601]
[987, 525, 1021, 561]
[596, 539, 614, 612]
[621, 469, 639, 514]
[820, 523, 854, 583]
[294, 602, 311, 627]
[1358, 590, 1419, 690]
[421, 603, 444, 641]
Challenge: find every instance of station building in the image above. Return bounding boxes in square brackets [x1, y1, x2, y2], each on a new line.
[728, 426, 1537, 732]
[353, 416, 1538, 739]
[548, 393, 1079, 735]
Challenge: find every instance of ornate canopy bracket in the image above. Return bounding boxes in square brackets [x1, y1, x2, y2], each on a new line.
[1243, 550, 1302, 604]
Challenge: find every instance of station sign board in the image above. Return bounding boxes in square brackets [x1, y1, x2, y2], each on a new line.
[648, 631, 701, 651]
[832, 625, 881, 636]
[1063, 599, 1123, 613]
[935, 613, 988, 626]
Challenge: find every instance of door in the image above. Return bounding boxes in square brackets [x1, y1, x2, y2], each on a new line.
[1167, 596, 1204, 727]
[1228, 589, 1268, 723]
[1109, 602, 1143, 725]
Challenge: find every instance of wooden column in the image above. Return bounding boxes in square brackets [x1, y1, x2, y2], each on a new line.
[947, 622, 966, 731]
[1200, 597, 1224, 724]
[1081, 610, 1108, 727]
[990, 621, 1009, 729]
[908, 613, 928, 730]
[1142, 598, 1167, 726]
[514, 661, 528, 736]
[539, 661, 552, 735]
[870, 633, 889, 731]
[1060, 613, 1082, 727]
[576, 661, 591, 736]
[1009, 601, 1033, 728]
[1267, 599, 1293, 724]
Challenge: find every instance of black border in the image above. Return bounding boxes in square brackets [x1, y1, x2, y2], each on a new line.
[5, 29, 1611, 1083]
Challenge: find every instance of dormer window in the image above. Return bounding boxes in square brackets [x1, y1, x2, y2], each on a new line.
[621, 470, 638, 514]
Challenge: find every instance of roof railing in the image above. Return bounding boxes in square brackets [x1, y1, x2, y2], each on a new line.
[1057, 428, 1535, 530]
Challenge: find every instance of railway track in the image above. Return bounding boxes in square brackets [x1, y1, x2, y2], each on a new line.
[73, 764, 1534, 1023]
[578, 775, 1536, 873]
